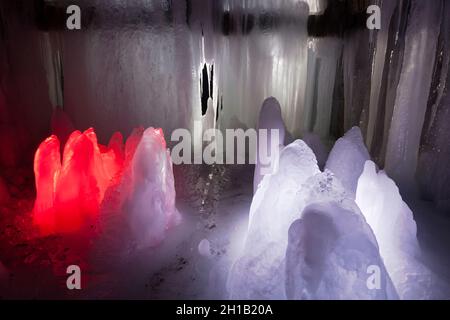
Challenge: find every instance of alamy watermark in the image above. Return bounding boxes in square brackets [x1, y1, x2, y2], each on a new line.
[170, 120, 281, 175]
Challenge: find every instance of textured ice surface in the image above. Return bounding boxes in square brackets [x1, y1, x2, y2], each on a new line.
[385, 0, 443, 188]
[301, 132, 328, 170]
[417, 0, 450, 211]
[33, 128, 125, 234]
[254, 97, 286, 193]
[125, 128, 180, 249]
[0, 260, 7, 288]
[356, 161, 431, 299]
[51, 108, 75, 147]
[325, 127, 370, 196]
[229, 140, 319, 299]
[229, 140, 398, 300]
[286, 202, 398, 300]
[305, 38, 342, 138]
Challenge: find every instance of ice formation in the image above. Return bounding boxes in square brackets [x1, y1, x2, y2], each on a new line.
[384, 0, 443, 187]
[286, 202, 397, 300]
[198, 239, 211, 257]
[254, 97, 286, 193]
[51, 108, 75, 147]
[125, 127, 180, 248]
[229, 140, 320, 299]
[33, 126, 180, 243]
[417, 0, 450, 210]
[325, 127, 370, 196]
[33, 129, 124, 234]
[356, 161, 430, 299]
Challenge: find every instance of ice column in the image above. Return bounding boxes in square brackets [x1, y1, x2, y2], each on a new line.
[356, 161, 431, 299]
[325, 127, 370, 196]
[385, 0, 443, 188]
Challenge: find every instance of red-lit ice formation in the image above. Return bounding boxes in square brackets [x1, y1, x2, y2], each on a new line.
[33, 127, 179, 243]
[33, 128, 125, 234]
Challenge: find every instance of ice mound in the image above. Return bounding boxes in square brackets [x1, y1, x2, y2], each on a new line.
[51, 108, 75, 147]
[228, 140, 320, 299]
[325, 127, 370, 196]
[254, 97, 286, 193]
[229, 137, 398, 299]
[356, 161, 431, 299]
[125, 127, 180, 248]
[202, 98, 215, 134]
[33, 128, 124, 234]
[286, 202, 398, 300]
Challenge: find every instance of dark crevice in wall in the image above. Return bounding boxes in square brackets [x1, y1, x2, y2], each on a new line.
[200, 63, 214, 116]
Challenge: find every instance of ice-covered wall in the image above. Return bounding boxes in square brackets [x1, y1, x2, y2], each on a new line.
[384, 0, 443, 189]
[417, 0, 450, 210]
[1, 0, 450, 211]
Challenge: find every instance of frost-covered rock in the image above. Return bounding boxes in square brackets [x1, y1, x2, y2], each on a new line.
[228, 140, 319, 299]
[285, 202, 398, 300]
[254, 97, 286, 193]
[126, 127, 180, 249]
[356, 161, 431, 299]
[325, 127, 370, 196]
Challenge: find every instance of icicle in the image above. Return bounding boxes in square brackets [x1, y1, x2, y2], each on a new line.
[385, 0, 443, 189]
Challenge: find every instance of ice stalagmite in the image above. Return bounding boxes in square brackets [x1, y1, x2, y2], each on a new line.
[254, 97, 286, 194]
[229, 140, 320, 299]
[301, 132, 328, 170]
[33, 129, 124, 234]
[286, 202, 398, 300]
[356, 161, 431, 299]
[229, 138, 397, 299]
[304, 38, 342, 139]
[325, 127, 370, 196]
[365, 0, 399, 151]
[385, 0, 443, 188]
[126, 128, 180, 249]
[0, 260, 8, 293]
[286, 169, 398, 299]
[33, 136, 61, 234]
